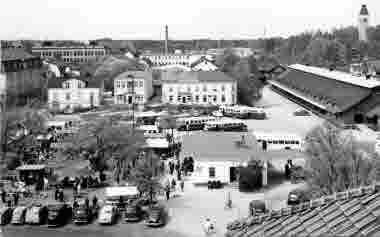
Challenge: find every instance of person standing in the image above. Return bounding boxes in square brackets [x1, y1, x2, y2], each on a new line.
[165, 184, 171, 201]
[171, 179, 176, 191]
[13, 192, 19, 206]
[1, 189, 6, 203]
[180, 180, 184, 193]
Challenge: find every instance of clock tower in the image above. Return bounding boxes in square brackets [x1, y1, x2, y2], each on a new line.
[358, 4, 370, 42]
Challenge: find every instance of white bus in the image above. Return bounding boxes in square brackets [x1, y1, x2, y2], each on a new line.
[137, 125, 164, 138]
[177, 116, 216, 131]
[219, 105, 266, 119]
[204, 118, 247, 132]
[253, 132, 304, 151]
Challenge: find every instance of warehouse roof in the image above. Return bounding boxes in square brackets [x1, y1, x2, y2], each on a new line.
[227, 183, 380, 237]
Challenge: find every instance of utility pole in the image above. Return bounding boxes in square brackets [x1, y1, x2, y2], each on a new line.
[131, 75, 135, 134]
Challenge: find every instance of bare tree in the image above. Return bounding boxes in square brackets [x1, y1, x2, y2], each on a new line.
[305, 123, 380, 196]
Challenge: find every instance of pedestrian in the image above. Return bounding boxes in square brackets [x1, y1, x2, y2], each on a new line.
[59, 189, 64, 202]
[13, 192, 19, 206]
[180, 180, 184, 192]
[177, 170, 181, 181]
[168, 161, 172, 174]
[85, 197, 90, 208]
[284, 162, 290, 180]
[54, 187, 59, 200]
[77, 181, 81, 194]
[1, 189, 6, 203]
[92, 195, 98, 208]
[171, 179, 176, 191]
[165, 185, 170, 201]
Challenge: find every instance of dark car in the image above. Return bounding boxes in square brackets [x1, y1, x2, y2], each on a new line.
[73, 204, 92, 224]
[47, 203, 72, 227]
[0, 207, 13, 225]
[293, 109, 310, 116]
[145, 205, 166, 227]
[287, 188, 311, 206]
[124, 204, 143, 222]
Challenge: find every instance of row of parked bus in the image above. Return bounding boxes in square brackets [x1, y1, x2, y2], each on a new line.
[218, 105, 266, 120]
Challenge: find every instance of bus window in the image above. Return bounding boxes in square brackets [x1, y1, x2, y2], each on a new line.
[285, 141, 290, 145]
[295, 141, 300, 145]
[279, 140, 284, 144]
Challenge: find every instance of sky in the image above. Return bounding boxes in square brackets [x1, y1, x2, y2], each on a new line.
[0, 0, 379, 40]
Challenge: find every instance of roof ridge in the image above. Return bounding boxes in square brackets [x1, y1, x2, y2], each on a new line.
[227, 183, 380, 232]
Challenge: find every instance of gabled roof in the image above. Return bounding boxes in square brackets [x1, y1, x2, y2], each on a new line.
[190, 56, 216, 68]
[47, 76, 103, 89]
[162, 71, 235, 84]
[227, 183, 380, 237]
[180, 132, 260, 162]
[1, 48, 38, 61]
[113, 70, 151, 81]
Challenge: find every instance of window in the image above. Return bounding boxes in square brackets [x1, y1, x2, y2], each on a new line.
[65, 93, 71, 101]
[209, 167, 215, 178]
[213, 96, 217, 102]
[115, 81, 121, 88]
[195, 95, 199, 102]
[221, 85, 225, 92]
[203, 95, 207, 102]
[187, 86, 191, 92]
[195, 86, 199, 92]
[203, 85, 207, 92]
[139, 80, 143, 87]
[221, 95, 226, 103]
[177, 96, 181, 102]
[169, 87, 173, 92]
[53, 92, 58, 100]
[117, 95, 124, 102]
[169, 96, 173, 102]
[63, 82, 70, 89]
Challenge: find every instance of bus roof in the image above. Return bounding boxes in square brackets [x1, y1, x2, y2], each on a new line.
[206, 118, 244, 125]
[137, 125, 159, 131]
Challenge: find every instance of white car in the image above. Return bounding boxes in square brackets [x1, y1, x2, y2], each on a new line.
[25, 205, 48, 225]
[11, 206, 28, 225]
[98, 205, 117, 225]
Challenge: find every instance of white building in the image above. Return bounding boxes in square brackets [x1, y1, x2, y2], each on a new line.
[358, 4, 370, 42]
[31, 46, 107, 64]
[180, 132, 261, 184]
[141, 53, 211, 67]
[47, 76, 104, 111]
[161, 71, 237, 105]
[113, 70, 153, 105]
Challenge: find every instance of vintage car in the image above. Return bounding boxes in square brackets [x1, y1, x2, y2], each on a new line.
[47, 203, 72, 227]
[287, 188, 311, 206]
[0, 207, 13, 225]
[73, 204, 92, 224]
[145, 205, 166, 227]
[124, 203, 143, 222]
[25, 204, 48, 225]
[98, 205, 118, 225]
[11, 206, 28, 225]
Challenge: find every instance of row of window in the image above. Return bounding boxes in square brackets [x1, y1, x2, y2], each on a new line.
[52, 92, 95, 101]
[37, 50, 105, 57]
[168, 95, 226, 103]
[62, 58, 99, 63]
[63, 81, 86, 89]
[257, 139, 300, 145]
[116, 95, 144, 103]
[2, 60, 41, 72]
[146, 55, 190, 60]
[115, 80, 144, 89]
[168, 85, 232, 93]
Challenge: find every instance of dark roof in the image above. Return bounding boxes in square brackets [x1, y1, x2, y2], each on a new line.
[227, 183, 380, 237]
[1, 48, 38, 61]
[47, 76, 103, 89]
[180, 132, 261, 162]
[275, 66, 372, 112]
[163, 71, 235, 83]
[360, 4, 369, 15]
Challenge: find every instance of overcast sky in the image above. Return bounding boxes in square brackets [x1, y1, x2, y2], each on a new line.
[0, 0, 379, 40]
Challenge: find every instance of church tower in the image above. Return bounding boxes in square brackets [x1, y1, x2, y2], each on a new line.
[358, 4, 370, 42]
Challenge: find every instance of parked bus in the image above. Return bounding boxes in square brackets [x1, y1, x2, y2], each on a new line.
[253, 132, 304, 151]
[219, 105, 266, 119]
[177, 116, 216, 131]
[204, 119, 247, 132]
[135, 111, 167, 125]
[137, 125, 163, 138]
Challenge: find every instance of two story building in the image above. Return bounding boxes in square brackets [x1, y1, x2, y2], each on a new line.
[47, 76, 104, 111]
[161, 71, 237, 105]
[113, 70, 153, 105]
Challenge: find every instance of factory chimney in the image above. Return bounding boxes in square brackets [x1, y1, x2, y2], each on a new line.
[165, 25, 169, 55]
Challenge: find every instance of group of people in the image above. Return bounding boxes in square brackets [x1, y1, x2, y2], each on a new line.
[72, 195, 98, 210]
[0, 189, 20, 207]
[284, 159, 294, 180]
[72, 176, 99, 195]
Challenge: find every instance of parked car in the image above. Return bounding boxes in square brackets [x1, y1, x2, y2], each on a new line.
[98, 205, 118, 225]
[145, 205, 166, 227]
[293, 109, 310, 116]
[287, 188, 311, 206]
[0, 207, 13, 225]
[47, 203, 72, 227]
[11, 206, 28, 225]
[25, 204, 48, 225]
[124, 203, 143, 222]
[73, 204, 92, 224]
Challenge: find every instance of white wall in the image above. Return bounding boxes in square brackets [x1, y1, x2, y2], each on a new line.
[191, 161, 239, 184]
[48, 88, 102, 110]
[114, 71, 153, 105]
[162, 81, 236, 105]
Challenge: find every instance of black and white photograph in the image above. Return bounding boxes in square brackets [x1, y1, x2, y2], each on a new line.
[1, 0, 380, 236]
